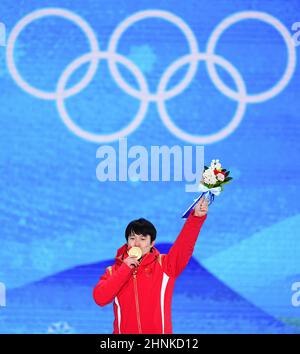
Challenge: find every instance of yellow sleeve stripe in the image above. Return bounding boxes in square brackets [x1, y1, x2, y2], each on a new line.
[158, 254, 165, 267]
[107, 266, 112, 276]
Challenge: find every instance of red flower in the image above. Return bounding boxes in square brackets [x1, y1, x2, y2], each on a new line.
[214, 169, 225, 176]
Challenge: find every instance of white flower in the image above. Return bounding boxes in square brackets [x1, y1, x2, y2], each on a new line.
[215, 162, 222, 170]
[217, 173, 225, 182]
[203, 168, 217, 185]
[203, 168, 213, 178]
[210, 159, 221, 169]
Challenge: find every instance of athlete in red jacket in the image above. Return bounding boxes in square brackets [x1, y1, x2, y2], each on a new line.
[93, 197, 208, 334]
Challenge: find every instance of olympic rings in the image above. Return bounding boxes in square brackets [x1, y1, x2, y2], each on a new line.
[6, 8, 297, 143]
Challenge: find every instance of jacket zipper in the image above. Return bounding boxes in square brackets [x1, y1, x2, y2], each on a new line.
[133, 270, 142, 334]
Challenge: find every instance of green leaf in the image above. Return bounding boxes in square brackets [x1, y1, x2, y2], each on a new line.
[222, 178, 233, 185]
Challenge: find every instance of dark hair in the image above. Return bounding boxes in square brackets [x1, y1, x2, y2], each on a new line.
[125, 218, 157, 243]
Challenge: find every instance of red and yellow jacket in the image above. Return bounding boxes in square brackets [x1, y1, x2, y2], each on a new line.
[93, 210, 207, 334]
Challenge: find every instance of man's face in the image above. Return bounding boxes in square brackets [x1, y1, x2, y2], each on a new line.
[127, 233, 155, 258]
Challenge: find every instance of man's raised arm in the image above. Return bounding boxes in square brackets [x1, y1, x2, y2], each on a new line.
[162, 197, 208, 278]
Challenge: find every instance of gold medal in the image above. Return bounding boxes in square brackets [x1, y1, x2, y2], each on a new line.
[128, 246, 142, 260]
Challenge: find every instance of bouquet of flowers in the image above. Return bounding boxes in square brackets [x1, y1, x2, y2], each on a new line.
[182, 159, 233, 218]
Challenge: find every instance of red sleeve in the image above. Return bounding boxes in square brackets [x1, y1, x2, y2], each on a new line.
[162, 210, 207, 278]
[93, 262, 132, 307]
